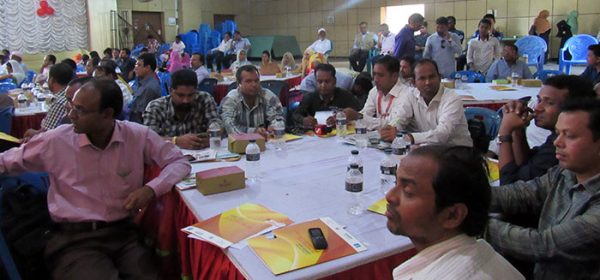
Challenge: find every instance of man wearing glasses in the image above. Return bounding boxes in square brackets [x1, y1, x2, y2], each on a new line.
[423, 17, 462, 78]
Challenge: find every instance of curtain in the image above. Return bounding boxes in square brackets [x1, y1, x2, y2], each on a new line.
[0, 0, 88, 53]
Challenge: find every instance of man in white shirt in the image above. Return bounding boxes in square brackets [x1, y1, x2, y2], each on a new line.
[344, 55, 410, 130]
[386, 145, 524, 280]
[190, 53, 209, 86]
[399, 55, 415, 87]
[306, 28, 332, 56]
[371, 23, 396, 66]
[380, 59, 472, 146]
[467, 19, 501, 74]
[207, 31, 232, 72]
[171, 35, 186, 55]
[224, 31, 252, 68]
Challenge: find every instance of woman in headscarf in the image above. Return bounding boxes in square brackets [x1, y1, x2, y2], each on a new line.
[259, 50, 281, 76]
[167, 50, 190, 73]
[0, 60, 26, 85]
[230, 49, 251, 71]
[279, 51, 299, 74]
[530, 10, 551, 62]
[566, 10, 578, 34]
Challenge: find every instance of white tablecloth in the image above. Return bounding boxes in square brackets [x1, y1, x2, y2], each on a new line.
[455, 83, 540, 104]
[179, 136, 413, 280]
[14, 105, 47, 117]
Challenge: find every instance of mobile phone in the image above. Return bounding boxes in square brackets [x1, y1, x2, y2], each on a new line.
[308, 227, 328, 250]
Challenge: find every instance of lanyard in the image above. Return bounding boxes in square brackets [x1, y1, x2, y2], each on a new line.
[377, 92, 395, 118]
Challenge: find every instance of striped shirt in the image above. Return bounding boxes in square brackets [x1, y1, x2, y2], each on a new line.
[41, 88, 67, 130]
[220, 88, 283, 134]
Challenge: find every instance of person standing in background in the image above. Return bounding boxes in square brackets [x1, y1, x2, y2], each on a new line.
[529, 10, 551, 63]
[414, 22, 430, 61]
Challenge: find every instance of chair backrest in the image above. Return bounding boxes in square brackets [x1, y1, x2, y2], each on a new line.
[24, 70, 36, 85]
[198, 78, 218, 97]
[227, 81, 238, 93]
[0, 83, 17, 94]
[533, 70, 563, 83]
[464, 107, 501, 139]
[450, 71, 486, 83]
[562, 34, 599, 61]
[260, 80, 289, 105]
[0, 106, 14, 134]
[156, 72, 171, 96]
[515, 35, 547, 65]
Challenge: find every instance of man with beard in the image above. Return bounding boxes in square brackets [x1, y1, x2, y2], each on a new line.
[143, 69, 221, 150]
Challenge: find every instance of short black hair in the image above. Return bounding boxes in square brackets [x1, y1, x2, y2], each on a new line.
[46, 54, 57, 64]
[479, 18, 492, 27]
[175, 35, 182, 40]
[359, 21, 368, 26]
[561, 98, 600, 141]
[103, 48, 112, 56]
[192, 52, 204, 61]
[67, 76, 93, 87]
[121, 48, 131, 55]
[85, 79, 123, 118]
[408, 13, 424, 24]
[588, 44, 600, 57]
[409, 145, 491, 236]
[225, 31, 232, 37]
[137, 53, 157, 71]
[140, 47, 149, 53]
[435, 16, 449, 26]
[447, 16, 457, 23]
[112, 48, 120, 52]
[374, 55, 400, 74]
[234, 30, 241, 35]
[400, 55, 416, 68]
[147, 34, 154, 39]
[49, 63, 75, 86]
[89, 51, 100, 60]
[544, 75, 595, 101]
[414, 58, 440, 76]
[60, 58, 77, 71]
[171, 69, 198, 89]
[313, 63, 336, 79]
[483, 13, 496, 22]
[353, 73, 373, 92]
[95, 64, 117, 79]
[235, 64, 259, 83]
[503, 43, 518, 53]
[81, 54, 90, 62]
[262, 50, 270, 58]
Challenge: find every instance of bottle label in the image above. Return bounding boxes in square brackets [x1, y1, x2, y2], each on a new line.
[209, 131, 220, 138]
[392, 147, 407, 156]
[355, 127, 367, 135]
[246, 153, 260, 161]
[345, 182, 363, 192]
[380, 165, 397, 175]
[274, 129, 285, 137]
[347, 166, 364, 173]
[337, 119, 347, 126]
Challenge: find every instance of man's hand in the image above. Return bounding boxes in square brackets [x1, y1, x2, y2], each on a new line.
[379, 125, 397, 142]
[499, 111, 532, 135]
[123, 186, 156, 212]
[502, 100, 529, 116]
[303, 116, 318, 128]
[255, 127, 269, 139]
[176, 134, 209, 150]
[326, 115, 336, 127]
[22, 129, 43, 143]
[343, 108, 360, 121]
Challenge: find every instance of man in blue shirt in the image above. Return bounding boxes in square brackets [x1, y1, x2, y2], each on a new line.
[447, 16, 465, 44]
[423, 17, 462, 78]
[486, 44, 533, 82]
[580, 44, 600, 85]
[394, 13, 424, 60]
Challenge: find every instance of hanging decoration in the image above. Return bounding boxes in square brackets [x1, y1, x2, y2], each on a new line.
[36, 0, 55, 17]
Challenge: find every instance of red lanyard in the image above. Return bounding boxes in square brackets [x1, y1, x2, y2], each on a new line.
[377, 92, 395, 118]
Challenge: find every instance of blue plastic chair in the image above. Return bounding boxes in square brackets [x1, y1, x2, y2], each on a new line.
[156, 72, 171, 96]
[533, 70, 563, 83]
[559, 34, 599, 74]
[198, 78, 218, 97]
[0, 106, 14, 134]
[0, 83, 17, 93]
[260, 80, 289, 105]
[24, 70, 36, 85]
[515, 35, 547, 72]
[449, 71, 486, 83]
[464, 107, 501, 140]
[199, 23, 211, 34]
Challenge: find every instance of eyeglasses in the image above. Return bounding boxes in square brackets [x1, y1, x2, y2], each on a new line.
[64, 103, 97, 116]
[441, 39, 446, 49]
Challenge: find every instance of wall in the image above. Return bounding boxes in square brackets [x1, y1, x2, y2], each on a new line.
[116, 0, 178, 43]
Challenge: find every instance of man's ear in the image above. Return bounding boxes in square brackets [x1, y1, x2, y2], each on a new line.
[439, 203, 468, 231]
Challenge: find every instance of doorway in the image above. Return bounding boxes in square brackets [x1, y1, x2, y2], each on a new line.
[213, 14, 235, 30]
[131, 11, 164, 46]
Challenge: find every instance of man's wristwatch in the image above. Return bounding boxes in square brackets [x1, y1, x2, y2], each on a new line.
[172, 136, 177, 145]
[497, 134, 513, 144]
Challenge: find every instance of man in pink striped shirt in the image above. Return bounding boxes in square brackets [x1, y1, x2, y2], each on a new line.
[0, 79, 190, 279]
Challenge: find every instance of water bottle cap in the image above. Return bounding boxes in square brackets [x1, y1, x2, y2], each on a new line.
[249, 139, 256, 143]
[350, 163, 359, 169]
[396, 132, 403, 137]
[351, 150, 359, 155]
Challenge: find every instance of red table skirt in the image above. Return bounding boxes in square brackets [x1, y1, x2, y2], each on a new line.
[213, 75, 302, 105]
[11, 113, 46, 138]
[463, 103, 504, 111]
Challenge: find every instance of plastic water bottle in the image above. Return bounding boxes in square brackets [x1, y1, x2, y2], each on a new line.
[522, 54, 529, 64]
[461, 74, 468, 85]
[511, 72, 519, 87]
[345, 163, 364, 215]
[208, 121, 222, 151]
[271, 116, 286, 151]
[336, 110, 347, 138]
[354, 115, 368, 149]
[380, 150, 397, 195]
[347, 150, 363, 174]
[391, 132, 410, 161]
[17, 93, 28, 108]
[245, 139, 261, 182]
[454, 73, 462, 89]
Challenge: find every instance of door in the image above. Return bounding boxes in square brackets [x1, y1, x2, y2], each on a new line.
[213, 14, 235, 30]
[132, 11, 164, 46]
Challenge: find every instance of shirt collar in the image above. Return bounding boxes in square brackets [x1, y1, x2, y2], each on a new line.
[78, 121, 124, 148]
[237, 89, 264, 109]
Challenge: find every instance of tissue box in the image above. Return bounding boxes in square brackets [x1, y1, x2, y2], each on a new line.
[519, 79, 542, 87]
[442, 79, 455, 89]
[228, 133, 266, 154]
[196, 166, 245, 195]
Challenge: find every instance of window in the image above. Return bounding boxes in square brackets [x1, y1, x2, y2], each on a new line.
[382, 4, 425, 33]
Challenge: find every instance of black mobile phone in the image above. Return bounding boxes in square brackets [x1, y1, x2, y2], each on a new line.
[308, 227, 328, 250]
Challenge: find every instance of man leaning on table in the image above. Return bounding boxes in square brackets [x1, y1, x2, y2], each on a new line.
[220, 65, 284, 138]
[497, 75, 594, 185]
[23, 63, 74, 138]
[386, 145, 524, 280]
[0, 79, 191, 280]
[487, 98, 600, 279]
[344, 55, 410, 130]
[293, 63, 361, 129]
[144, 69, 221, 150]
[380, 59, 472, 147]
[486, 44, 532, 82]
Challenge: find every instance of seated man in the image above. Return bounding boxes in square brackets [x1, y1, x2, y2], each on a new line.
[344, 55, 411, 130]
[380, 59, 472, 147]
[580, 44, 600, 85]
[300, 62, 354, 92]
[59, 77, 94, 125]
[399, 55, 415, 86]
[387, 145, 523, 279]
[117, 48, 137, 82]
[305, 28, 332, 56]
[220, 65, 283, 138]
[486, 44, 533, 82]
[349, 21, 377, 72]
[498, 75, 594, 184]
[0, 79, 190, 280]
[190, 53, 209, 86]
[293, 63, 361, 129]
[24, 63, 74, 138]
[371, 23, 396, 63]
[487, 98, 600, 279]
[144, 69, 220, 149]
[129, 53, 162, 123]
[207, 31, 232, 72]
